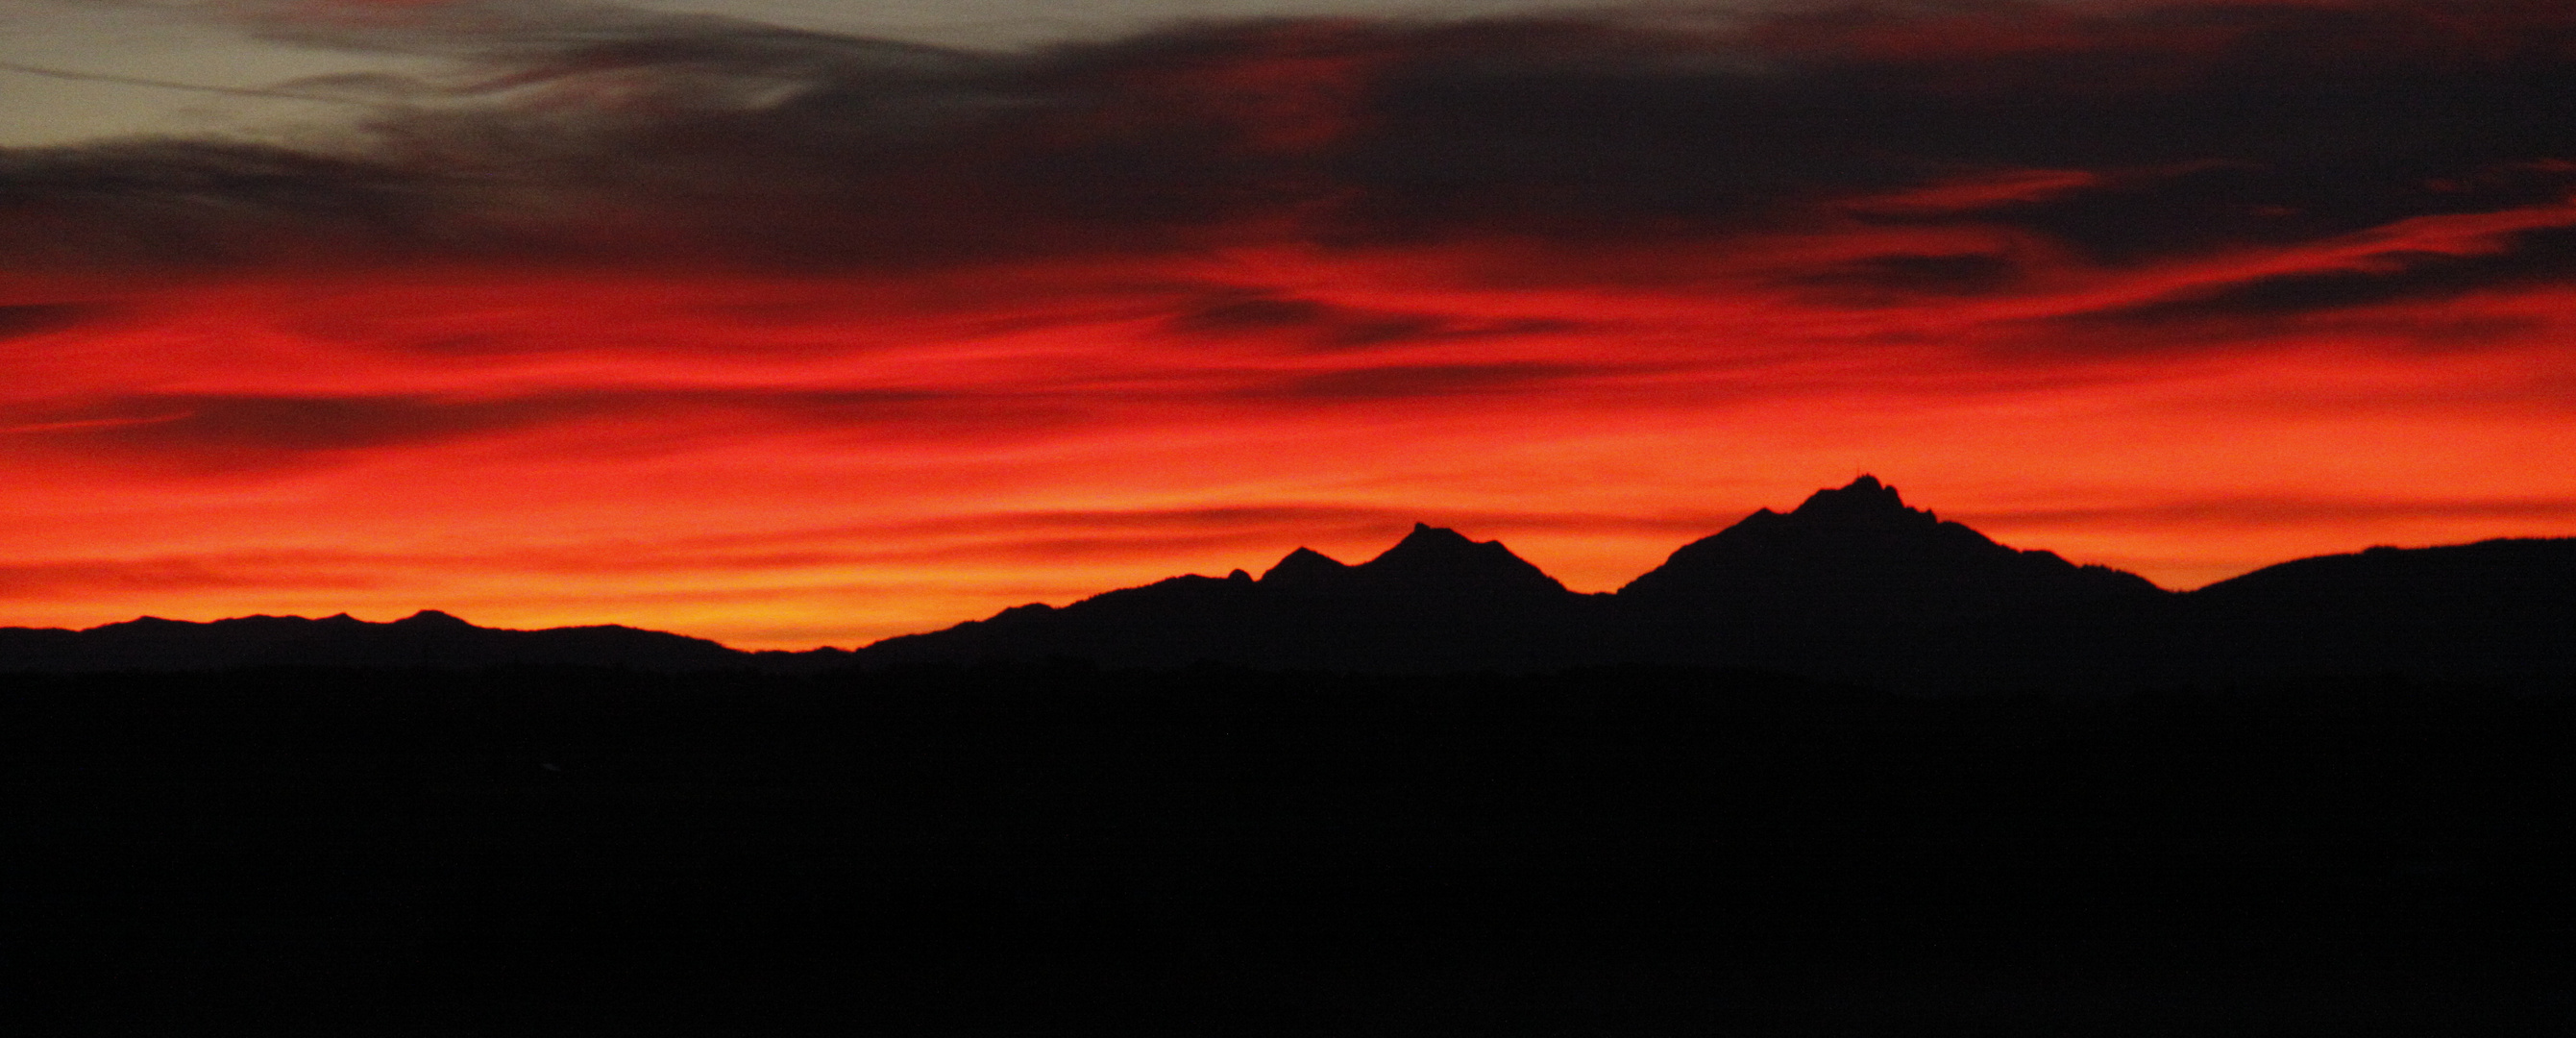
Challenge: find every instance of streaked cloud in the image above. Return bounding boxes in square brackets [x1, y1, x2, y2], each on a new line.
[4, 0, 2574, 646]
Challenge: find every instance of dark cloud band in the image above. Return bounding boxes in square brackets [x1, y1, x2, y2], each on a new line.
[7, 0, 2576, 296]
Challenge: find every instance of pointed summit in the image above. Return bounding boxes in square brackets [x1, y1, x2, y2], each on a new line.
[1354, 524, 1567, 597]
[1260, 547, 1352, 586]
[1257, 528, 1565, 597]
[1786, 475, 1933, 526]
[1377, 522, 1478, 556]
[1619, 476, 2159, 610]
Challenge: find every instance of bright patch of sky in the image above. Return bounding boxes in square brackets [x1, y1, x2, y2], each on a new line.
[0, 0, 1617, 147]
[0, 2, 433, 145]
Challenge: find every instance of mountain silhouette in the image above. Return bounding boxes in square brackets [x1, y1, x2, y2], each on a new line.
[1332, 522, 1571, 598]
[2166, 536, 2576, 683]
[0, 609, 769, 673]
[5, 476, 2570, 686]
[1609, 476, 2170, 682]
[859, 523, 1593, 672]
[855, 476, 2574, 684]
[1622, 476, 2160, 614]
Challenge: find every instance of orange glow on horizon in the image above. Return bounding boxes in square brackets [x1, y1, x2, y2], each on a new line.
[14, 0, 2576, 647]
[9, 193, 2576, 649]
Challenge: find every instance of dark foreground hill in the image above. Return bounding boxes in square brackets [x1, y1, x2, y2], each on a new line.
[2173, 537, 2576, 683]
[0, 608, 869, 676]
[10, 664, 2576, 1033]
[6, 476, 2571, 687]
[0, 609, 773, 673]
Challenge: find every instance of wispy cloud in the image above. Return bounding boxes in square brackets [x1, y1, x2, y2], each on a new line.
[5, 1, 2571, 277]
[6, 1, 2576, 645]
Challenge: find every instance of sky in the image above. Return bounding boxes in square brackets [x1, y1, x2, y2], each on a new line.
[5, 0, 2576, 649]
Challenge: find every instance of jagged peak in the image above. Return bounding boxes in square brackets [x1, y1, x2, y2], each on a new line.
[1362, 524, 1493, 567]
[1359, 524, 1567, 593]
[1260, 546, 1350, 584]
[1378, 522, 1478, 552]
[1790, 474, 1924, 520]
[1252, 527, 1567, 594]
[1614, 474, 2171, 602]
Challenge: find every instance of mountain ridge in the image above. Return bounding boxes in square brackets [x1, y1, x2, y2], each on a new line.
[7, 477, 2571, 685]
[1619, 475, 2165, 618]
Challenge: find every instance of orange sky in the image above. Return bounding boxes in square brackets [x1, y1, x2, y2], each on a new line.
[6, 1, 2576, 648]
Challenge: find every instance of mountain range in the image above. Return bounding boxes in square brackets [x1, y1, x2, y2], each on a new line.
[8, 476, 2571, 687]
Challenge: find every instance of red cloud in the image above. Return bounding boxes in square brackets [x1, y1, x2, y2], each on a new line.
[6, 2, 2576, 646]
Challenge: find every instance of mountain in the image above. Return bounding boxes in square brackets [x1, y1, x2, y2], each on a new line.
[0, 609, 796, 673]
[2168, 537, 2576, 683]
[851, 478, 2179, 677]
[5, 477, 2570, 685]
[1610, 476, 2171, 682]
[855, 523, 1597, 672]
[1621, 476, 2161, 614]
[858, 476, 2572, 686]
[1322, 522, 1570, 599]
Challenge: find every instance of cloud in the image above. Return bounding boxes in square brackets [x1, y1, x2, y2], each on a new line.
[0, 386, 970, 472]
[0, 139, 436, 270]
[0, 555, 387, 600]
[1961, 494, 2576, 531]
[1162, 287, 1584, 348]
[1255, 360, 1615, 400]
[0, 499, 1729, 604]
[646, 501, 1749, 552]
[2071, 222, 2576, 327]
[5, 0, 2573, 288]
[0, 393, 549, 466]
[1790, 252, 2022, 299]
[0, 302, 104, 338]
[9, 2, 2576, 644]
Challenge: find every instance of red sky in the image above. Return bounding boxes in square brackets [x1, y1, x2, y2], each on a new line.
[7, 0, 2576, 648]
